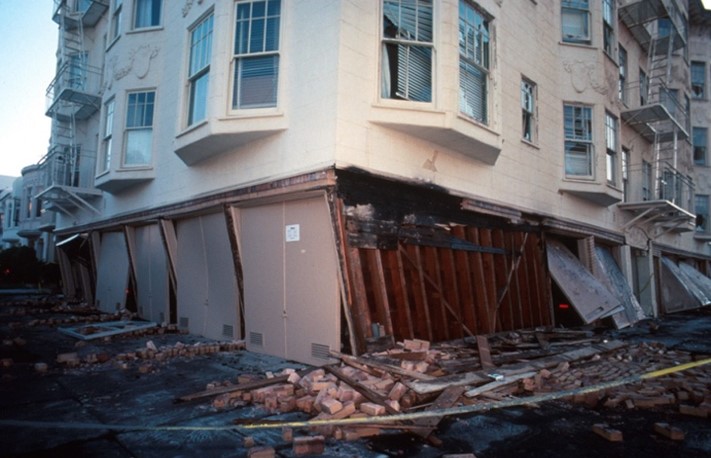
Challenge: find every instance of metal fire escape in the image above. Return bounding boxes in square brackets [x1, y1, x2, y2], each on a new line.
[618, 0, 695, 237]
[37, 0, 108, 216]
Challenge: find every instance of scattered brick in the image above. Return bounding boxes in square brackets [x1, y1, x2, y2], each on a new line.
[592, 424, 623, 442]
[654, 422, 685, 441]
[292, 435, 325, 456]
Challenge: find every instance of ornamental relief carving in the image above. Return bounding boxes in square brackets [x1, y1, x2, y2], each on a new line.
[105, 45, 160, 90]
[563, 59, 618, 104]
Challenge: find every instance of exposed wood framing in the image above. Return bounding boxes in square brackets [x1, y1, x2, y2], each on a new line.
[224, 205, 246, 341]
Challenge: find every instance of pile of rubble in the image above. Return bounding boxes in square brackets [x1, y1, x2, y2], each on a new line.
[177, 330, 710, 454]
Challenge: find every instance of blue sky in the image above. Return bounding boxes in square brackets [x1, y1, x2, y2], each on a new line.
[0, 0, 56, 177]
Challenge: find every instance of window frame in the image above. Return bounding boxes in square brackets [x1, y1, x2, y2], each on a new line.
[696, 194, 709, 233]
[521, 77, 537, 143]
[123, 90, 155, 167]
[602, 0, 615, 56]
[694, 127, 708, 166]
[231, 0, 282, 111]
[618, 46, 627, 105]
[639, 68, 648, 106]
[187, 12, 214, 126]
[381, 0, 434, 103]
[561, 0, 590, 45]
[459, 0, 491, 124]
[691, 61, 706, 100]
[109, 0, 123, 45]
[133, 0, 162, 30]
[605, 111, 618, 185]
[564, 103, 594, 179]
[98, 97, 115, 175]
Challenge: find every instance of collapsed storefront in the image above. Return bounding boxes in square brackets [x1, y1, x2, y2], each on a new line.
[55, 168, 711, 365]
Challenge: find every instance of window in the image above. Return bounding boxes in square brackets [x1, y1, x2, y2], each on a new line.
[695, 127, 708, 166]
[618, 46, 627, 104]
[134, 0, 161, 29]
[521, 78, 536, 142]
[691, 62, 706, 99]
[622, 147, 630, 202]
[605, 112, 618, 184]
[603, 0, 615, 55]
[381, 0, 433, 102]
[564, 104, 593, 177]
[124, 91, 155, 166]
[99, 98, 115, 173]
[232, 0, 281, 110]
[188, 13, 213, 126]
[642, 160, 652, 201]
[110, 0, 123, 42]
[639, 69, 648, 106]
[696, 195, 709, 232]
[459, 1, 490, 123]
[562, 0, 590, 44]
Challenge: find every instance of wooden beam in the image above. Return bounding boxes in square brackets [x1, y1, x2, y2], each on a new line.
[394, 247, 416, 339]
[409, 244, 434, 341]
[366, 249, 394, 336]
[347, 247, 373, 353]
[477, 229, 499, 333]
[452, 226, 476, 335]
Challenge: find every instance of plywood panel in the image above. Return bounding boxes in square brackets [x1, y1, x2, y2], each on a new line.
[134, 225, 169, 323]
[546, 239, 622, 324]
[284, 196, 340, 365]
[240, 203, 286, 357]
[176, 217, 208, 336]
[94, 232, 130, 314]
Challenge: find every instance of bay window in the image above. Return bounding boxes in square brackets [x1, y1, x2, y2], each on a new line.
[124, 91, 155, 166]
[460, 1, 490, 123]
[564, 104, 593, 177]
[188, 13, 213, 126]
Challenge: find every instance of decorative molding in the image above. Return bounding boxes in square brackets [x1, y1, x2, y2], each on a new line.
[183, 0, 203, 17]
[563, 59, 614, 98]
[106, 45, 160, 89]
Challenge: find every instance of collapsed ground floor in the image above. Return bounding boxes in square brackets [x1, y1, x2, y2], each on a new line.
[55, 167, 711, 365]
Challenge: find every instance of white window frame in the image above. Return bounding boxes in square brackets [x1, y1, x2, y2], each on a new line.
[123, 90, 155, 167]
[99, 98, 115, 174]
[564, 104, 594, 178]
[381, 0, 434, 103]
[521, 78, 536, 143]
[561, 0, 590, 44]
[188, 12, 213, 126]
[231, 0, 282, 110]
[133, 0, 162, 30]
[459, 1, 490, 124]
[109, 0, 123, 44]
[605, 111, 618, 185]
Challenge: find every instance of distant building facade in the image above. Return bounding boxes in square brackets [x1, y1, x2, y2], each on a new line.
[33, 0, 711, 363]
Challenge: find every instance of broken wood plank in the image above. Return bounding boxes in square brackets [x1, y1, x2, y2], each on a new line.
[408, 340, 626, 395]
[476, 335, 495, 370]
[464, 371, 537, 398]
[58, 320, 158, 340]
[332, 351, 436, 381]
[177, 368, 315, 403]
[413, 385, 467, 439]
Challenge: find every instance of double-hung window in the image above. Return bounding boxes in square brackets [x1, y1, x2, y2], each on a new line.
[605, 112, 618, 185]
[694, 127, 708, 166]
[564, 104, 593, 177]
[642, 160, 652, 201]
[99, 98, 115, 174]
[521, 78, 536, 143]
[124, 91, 155, 166]
[691, 61, 706, 99]
[622, 147, 630, 202]
[381, 0, 433, 102]
[562, 1, 590, 44]
[459, 1, 490, 123]
[696, 195, 709, 232]
[603, 0, 614, 55]
[639, 69, 648, 106]
[188, 13, 213, 126]
[110, 0, 123, 43]
[618, 46, 627, 104]
[133, 0, 161, 29]
[232, 0, 281, 110]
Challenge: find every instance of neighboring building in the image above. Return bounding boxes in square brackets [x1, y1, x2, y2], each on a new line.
[39, 0, 711, 364]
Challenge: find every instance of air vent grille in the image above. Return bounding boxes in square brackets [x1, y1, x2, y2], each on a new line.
[222, 324, 234, 338]
[250, 331, 264, 347]
[311, 343, 331, 360]
[179, 317, 189, 329]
